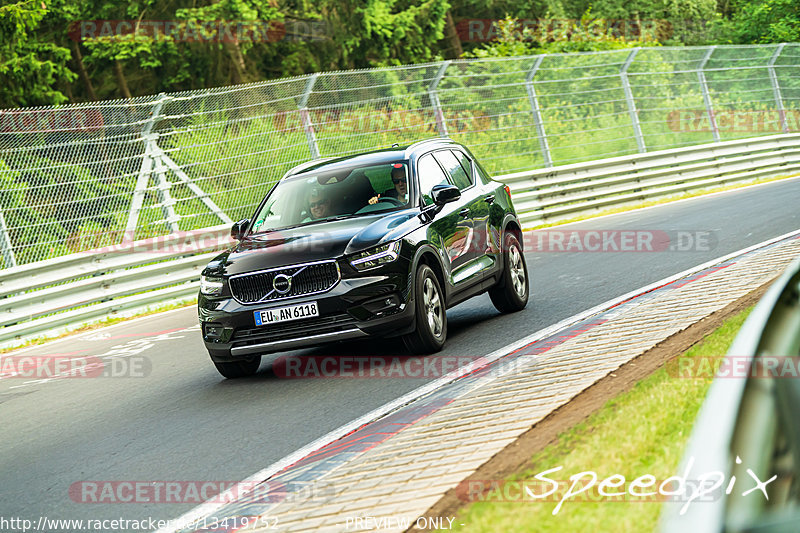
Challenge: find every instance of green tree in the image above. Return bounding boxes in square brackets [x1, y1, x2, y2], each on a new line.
[711, 0, 800, 43]
[313, 0, 451, 68]
[560, 0, 716, 44]
[0, 0, 75, 107]
[463, 12, 658, 58]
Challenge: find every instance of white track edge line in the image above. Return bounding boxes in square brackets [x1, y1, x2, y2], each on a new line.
[155, 226, 800, 533]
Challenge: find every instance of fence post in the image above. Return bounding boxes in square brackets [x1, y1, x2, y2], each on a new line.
[298, 73, 320, 159]
[526, 55, 552, 168]
[621, 48, 646, 153]
[768, 43, 789, 134]
[429, 61, 451, 137]
[153, 152, 180, 234]
[125, 94, 168, 239]
[0, 208, 16, 268]
[698, 46, 720, 142]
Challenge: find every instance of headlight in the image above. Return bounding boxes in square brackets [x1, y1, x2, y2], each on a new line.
[349, 241, 401, 271]
[200, 275, 224, 296]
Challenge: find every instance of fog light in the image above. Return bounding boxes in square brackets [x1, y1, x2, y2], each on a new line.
[204, 323, 223, 341]
[363, 294, 400, 316]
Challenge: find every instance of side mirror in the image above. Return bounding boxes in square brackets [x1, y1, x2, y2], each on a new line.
[231, 219, 250, 240]
[431, 184, 461, 205]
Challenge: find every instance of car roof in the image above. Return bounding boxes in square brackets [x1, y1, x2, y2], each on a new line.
[283, 138, 463, 178]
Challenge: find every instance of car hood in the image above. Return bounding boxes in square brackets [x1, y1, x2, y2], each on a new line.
[205, 211, 418, 276]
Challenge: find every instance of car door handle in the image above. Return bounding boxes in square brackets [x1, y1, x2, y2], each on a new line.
[484, 194, 495, 204]
[459, 208, 470, 218]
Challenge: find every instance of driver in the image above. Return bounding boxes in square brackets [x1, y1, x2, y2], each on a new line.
[368, 164, 408, 205]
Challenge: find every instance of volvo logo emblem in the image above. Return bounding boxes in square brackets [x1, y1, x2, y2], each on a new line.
[273, 274, 292, 294]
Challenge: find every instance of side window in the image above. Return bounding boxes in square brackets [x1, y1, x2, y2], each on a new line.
[451, 150, 475, 187]
[433, 150, 473, 191]
[417, 154, 451, 206]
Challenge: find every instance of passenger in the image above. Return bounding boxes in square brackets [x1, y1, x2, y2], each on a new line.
[304, 188, 332, 221]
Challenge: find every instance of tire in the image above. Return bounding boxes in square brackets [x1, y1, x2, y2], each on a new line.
[403, 264, 447, 354]
[489, 232, 529, 313]
[213, 356, 261, 379]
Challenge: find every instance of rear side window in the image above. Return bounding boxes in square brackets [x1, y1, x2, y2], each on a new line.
[433, 150, 473, 191]
[417, 154, 451, 206]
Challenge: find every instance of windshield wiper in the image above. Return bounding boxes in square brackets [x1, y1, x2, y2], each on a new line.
[319, 214, 362, 222]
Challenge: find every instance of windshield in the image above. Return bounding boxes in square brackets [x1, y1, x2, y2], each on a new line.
[250, 160, 411, 233]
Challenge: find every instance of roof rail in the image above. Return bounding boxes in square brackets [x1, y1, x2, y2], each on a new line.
[405, 137, 454, 151]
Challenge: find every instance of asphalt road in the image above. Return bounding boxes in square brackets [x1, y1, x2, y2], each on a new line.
[1, 178, 799, 529]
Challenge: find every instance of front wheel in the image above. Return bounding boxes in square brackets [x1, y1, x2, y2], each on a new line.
[489, 232, 529, 313]
[213, 356, 261, 379]
[403, 264, 447, 354]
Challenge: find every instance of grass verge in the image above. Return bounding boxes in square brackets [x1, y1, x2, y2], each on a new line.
[450, 305, 753, 532]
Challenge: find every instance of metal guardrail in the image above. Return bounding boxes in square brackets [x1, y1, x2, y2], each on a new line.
[660, 257, 800, 533]
[497, 132, 800, 228]
[0, 226, 230, 347]
[1, 134, 798, 348]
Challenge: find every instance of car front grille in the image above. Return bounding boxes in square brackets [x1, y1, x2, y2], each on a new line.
[229, 261, 340, 304]
[231, 313, 357, 348]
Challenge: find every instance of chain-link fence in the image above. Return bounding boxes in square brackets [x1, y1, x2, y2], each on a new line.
[1, 44, 798, 268]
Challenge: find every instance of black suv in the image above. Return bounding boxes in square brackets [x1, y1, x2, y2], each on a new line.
[198, 139, 529, 378]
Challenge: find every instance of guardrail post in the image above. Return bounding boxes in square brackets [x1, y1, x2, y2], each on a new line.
[429, 61, 451, 137]
[698, 46, 720, 142]
[526, 55, 553, 168]
[621, 48, 646, 153]
[126, 94, 168, 239]
[298, 74, 320, 159]
[0, 208, 16, 268]
[768, 43, 789, 134]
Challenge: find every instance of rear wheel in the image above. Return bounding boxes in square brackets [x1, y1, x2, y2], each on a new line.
[489, 233, 529, 313]
[213, 356, 261, 379]
[403, 264, 447, 354]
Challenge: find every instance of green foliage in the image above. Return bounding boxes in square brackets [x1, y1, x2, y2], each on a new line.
[463, 12, 659, 59]
[0, 0, 794, 107]
[710, 0, 800, 43]
[315, 0, 451, 68]
[0, 148, 132, 263]
[0, 0, 75, 107]
[560, 0, 717, 44]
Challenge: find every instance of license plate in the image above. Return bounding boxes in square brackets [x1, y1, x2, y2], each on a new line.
[254, 301, 319, 326]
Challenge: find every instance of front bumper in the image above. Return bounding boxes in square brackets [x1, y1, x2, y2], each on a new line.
[198, 261, 415, 362]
